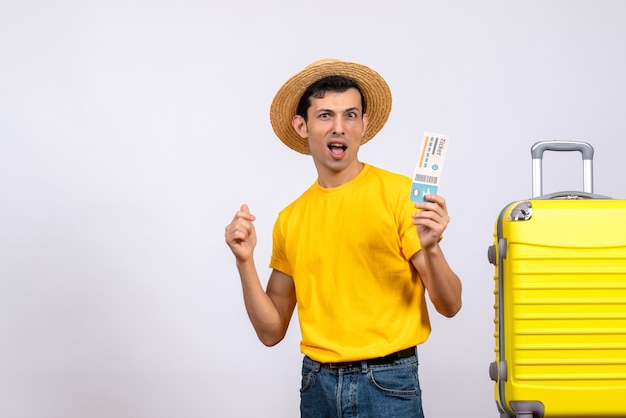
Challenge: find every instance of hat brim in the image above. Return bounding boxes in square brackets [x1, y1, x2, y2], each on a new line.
[270, 59, 392, 155]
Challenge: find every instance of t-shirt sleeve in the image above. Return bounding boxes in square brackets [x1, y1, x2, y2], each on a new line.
[269, 213, 292, 276]
[399, 195, 422, 260]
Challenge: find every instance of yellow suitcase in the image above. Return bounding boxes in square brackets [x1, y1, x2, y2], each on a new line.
[488, 141, 626, 418]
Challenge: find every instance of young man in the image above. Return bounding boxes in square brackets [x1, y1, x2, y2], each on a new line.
[225, 59, 462, 417]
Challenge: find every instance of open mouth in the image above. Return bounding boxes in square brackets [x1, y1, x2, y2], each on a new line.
[328, 143, 347, 155]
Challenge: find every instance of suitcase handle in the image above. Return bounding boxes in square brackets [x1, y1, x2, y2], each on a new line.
[530, 140, 594, 197]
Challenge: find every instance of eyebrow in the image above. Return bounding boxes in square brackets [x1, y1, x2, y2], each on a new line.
[315, 107, 361, 115]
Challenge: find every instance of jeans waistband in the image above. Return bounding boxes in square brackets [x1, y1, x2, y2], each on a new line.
[320, 346, 416, 369]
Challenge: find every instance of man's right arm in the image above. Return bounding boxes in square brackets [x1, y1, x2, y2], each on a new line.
[237, 263, 296, 346]
[225, 204, 296, 346]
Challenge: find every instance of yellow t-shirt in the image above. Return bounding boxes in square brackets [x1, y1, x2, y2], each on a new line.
[270, 164, 431, 363]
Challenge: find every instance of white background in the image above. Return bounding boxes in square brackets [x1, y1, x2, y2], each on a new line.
[1, 1, 625, 417]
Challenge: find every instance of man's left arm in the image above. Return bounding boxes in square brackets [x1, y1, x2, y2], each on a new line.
[410, 194, 462, 318]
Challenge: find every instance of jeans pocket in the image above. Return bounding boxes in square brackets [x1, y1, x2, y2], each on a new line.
[367, 364, 420, 396]
[300, 369, 315, 393]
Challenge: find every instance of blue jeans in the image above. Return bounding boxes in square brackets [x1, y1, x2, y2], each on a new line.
[300, 351, 424, 418]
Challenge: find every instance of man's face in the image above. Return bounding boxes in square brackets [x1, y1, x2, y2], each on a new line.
[292, 88, 369, 178]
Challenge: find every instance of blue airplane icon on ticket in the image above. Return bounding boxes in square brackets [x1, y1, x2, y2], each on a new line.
[410, 182, 439, 202]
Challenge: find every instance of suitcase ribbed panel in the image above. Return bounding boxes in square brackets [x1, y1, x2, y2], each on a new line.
[510, 246, 626, 384]
[496, 199, 626, 417]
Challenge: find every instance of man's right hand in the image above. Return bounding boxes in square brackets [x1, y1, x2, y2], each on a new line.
[225, 204, 257, 262]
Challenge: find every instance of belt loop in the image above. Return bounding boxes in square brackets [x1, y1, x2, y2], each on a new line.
[304, 356, 322, 372]
[360, 360, 368, 373]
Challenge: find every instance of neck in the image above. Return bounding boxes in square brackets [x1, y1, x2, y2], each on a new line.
[316, 161, 364, 189]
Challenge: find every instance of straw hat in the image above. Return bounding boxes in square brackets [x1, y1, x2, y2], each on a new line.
[269, 59, 392, 155]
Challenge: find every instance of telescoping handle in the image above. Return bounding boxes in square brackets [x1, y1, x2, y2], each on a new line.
[530, 140, 594, 197]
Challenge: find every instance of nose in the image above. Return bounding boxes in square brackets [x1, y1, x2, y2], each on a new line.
[333, 118, 345, 136]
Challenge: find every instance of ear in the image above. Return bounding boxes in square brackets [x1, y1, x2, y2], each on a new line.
[292, 115, 308, 139]
[361, 113, 370, 136]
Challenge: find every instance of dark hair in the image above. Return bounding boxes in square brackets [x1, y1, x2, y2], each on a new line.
[296, 75, 367, 122]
